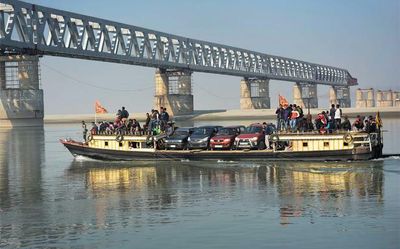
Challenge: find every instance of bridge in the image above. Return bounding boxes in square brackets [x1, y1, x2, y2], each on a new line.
[0, 0, 357, 126]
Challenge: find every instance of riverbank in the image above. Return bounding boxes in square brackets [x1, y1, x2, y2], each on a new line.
[44, 107, 400, 124]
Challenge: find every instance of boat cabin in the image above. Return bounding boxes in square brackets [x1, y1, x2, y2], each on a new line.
[273, 131, 380, 153]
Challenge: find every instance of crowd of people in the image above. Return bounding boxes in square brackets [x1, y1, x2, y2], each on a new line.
[82, 106, 171, 140]
[81, 103, 380, 142]
[275, 103, 379, 134]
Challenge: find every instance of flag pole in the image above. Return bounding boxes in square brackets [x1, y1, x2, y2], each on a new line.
[94, 101, 97, 124]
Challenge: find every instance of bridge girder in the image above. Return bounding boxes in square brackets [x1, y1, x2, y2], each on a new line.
[0, 0, 357, 86]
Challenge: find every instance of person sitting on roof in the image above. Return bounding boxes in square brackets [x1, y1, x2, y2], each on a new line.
[364, 116, 377, 133]
[90, 122, 98, 135]
[341, 115, 351, 131]
[352, 115, 364, 131]
[315, 111, 327, 134]
[120, 107, 129, 122]
[132, 119, 141, 134]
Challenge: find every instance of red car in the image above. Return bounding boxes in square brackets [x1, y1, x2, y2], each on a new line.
[210, 126, 244, 150]
[234, 123, 266, 150]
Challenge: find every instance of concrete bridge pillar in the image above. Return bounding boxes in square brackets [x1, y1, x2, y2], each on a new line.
[154, 68, 193, 116]
[329, 86, 351, 107]
[293, 83, 318, 108]
[356, 88, 375, 108]
[240, 78, 270, 109]
[393, 91, 400, 107]
[376, 90, 394, 107]
[0, 55, 44, 127]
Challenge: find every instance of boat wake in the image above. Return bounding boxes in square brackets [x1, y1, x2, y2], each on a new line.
[74, 155, 100, 162]
[217, 160, 236, 164]
[373, 155, 400, 161]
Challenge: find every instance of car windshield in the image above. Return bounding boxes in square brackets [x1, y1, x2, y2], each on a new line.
[192, 128, 213, 136]
[242, 126, 263, 134]
[173, 130, 189, 136]
[216, 128, 236, 136]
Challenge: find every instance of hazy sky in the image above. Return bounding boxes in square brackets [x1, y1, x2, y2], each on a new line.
[28, 0, 399, 114]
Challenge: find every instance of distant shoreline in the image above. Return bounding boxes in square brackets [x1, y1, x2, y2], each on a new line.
[44, 107, 400, 124]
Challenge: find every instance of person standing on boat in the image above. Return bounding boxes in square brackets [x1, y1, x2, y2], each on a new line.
[149, 109, 159, 134]
[329, 104, 336, 120]
[334, 104, 342, 130]
[144, 113, 151, 134]
[275, 104, 285, 131]
[295, 104, 304, 131]
[289, 108, 299, 132]
[163, 107, 170, 122]
[283, 105, 291, 131]
[82, 121, 88, 141]
[159, 107, 169, 131]
[263, 122, 275, 149]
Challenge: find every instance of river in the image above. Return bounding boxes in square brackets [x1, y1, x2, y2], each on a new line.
[0, 119, 399, 249]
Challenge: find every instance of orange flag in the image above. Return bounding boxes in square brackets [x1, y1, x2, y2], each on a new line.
[279, 95, 289, 108]
[95, 100, 108, 114]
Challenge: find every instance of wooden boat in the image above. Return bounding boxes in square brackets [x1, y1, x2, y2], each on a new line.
[60, 131, 383, 161]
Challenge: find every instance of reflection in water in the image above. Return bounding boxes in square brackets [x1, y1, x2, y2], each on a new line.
[0, 127, 45, 247]
[66, 160, 384, 230]
[0, 124, 396, 248]
[0, 127, 45, 208]
[269, 162, 384, 225]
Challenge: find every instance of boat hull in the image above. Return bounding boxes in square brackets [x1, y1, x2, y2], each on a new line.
[61, 140, 375, 162]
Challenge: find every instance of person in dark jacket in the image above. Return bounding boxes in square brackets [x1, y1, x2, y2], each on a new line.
[329, 104, 336, 121]
[275, 105, 285, 131]
[341, 115, 351, 131]
[82, 121, 88, 141]
[120, 106, 129, 121]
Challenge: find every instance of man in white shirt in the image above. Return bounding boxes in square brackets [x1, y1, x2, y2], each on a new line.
[334, 104, 342, 129]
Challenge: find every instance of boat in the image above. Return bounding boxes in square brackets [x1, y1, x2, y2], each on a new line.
[60, 130, 383, 161]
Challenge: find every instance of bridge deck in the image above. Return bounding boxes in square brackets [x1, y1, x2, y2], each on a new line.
[0, 0, 357, 86]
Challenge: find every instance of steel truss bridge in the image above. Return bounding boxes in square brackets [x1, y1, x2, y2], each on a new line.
[0, 0, 357, 86]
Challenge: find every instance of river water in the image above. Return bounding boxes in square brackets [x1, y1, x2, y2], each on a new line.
[0, 120, 399, 249]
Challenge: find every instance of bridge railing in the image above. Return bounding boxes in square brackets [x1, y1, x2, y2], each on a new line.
[0, 0, 357, 86]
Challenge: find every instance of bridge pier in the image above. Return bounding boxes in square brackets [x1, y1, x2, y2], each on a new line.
[153, 68, 193, 116]
[293, 83, 318, 108]
[356, 88, 375, 108]
[329, 86, 351, 107]
[0, 55, 44, 127]
[240, 78, 270, 109]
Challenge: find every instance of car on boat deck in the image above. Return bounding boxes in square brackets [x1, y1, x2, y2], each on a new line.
[164, 127, 194, 150]
[188, 126, 221, 150]
[234, 123, 266, 150]
[210, 125, 245, 150]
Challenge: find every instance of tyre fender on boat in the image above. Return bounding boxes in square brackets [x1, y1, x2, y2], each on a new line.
[343, 133, 353, 143]
[87, 134, 93, 142]
[270, 134, 280, 142]
[116, 134, 124, 142]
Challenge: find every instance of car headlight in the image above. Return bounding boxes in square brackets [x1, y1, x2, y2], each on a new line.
[200, 137, 209, 142]
[250, 137, 258, 141]
[210, 139, 215, 142]
[235, 137, 240, 141]
[224, 139, 231, 142]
